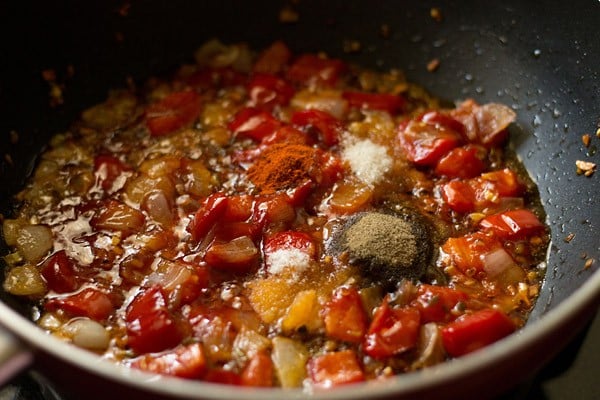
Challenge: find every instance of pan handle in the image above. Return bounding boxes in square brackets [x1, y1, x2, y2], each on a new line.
[0, 325, 33, 385]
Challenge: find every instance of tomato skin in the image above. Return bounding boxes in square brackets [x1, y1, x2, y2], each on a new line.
[480, 209, 545, 240]
[228, 107, 282, 141]
[45, 288, 114, 321]
[398, 120, 461, 166]
[145, 91, 201, 136]
[188, 193, 228, 242]
[287, 54, 346, 87]
[308, 350, 365, 388]
[342, 91, 405, 114]
[125, 286, 183, 354]
[93, 154, 130, 192]
[131, 342, 206, 379]
[241, 351, 274, 387]
[419, 111, 467, 136]
[363, 300, 421, 358]
[435, 146, 486, 179]
[40, 250, 79, 293]
[441, 308, 516, 357]
[323, 287, 368, 343]
[248, 73, 295, 109]
[412, 284, 469, 323]
[290, 109, 342, 146]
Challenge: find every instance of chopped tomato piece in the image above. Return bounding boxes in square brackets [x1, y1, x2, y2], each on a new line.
[480, 209, 545, 239]
[228, 107, 282, 141]
[241, 351, 274, 387]
[253, 40, 292, 75]
[363, 300, 421, 358]
[398, 120, 461, 166]
[263, 231, 316, 257]
[478, 168, 522, 197]
[93, 154, 130, 192]
[204, 369, 242, 385]
[125, 286, 182, 354]
[188, 193, 228, 241]
[440, 180, 477, 213]
[222, 194, 255, 222]
[287, 54, 346, 87]
[419, 111, 466, 136]
[308, 350, 365, 388]
[451, 100, 516, 146]
[131, 343, 206, 379]
[290, 108, 342, 146]
[40, 250, 79, 294]
[412, 284, 469, 323]
[342, 91, 405, 114]
[441, 232, 503, 274]
[145, 91, 201, 136]
[435, 145, 486, 179]
[204, 236, 259, 273]
[441, 308, 516, 357]
[252, 193, 296, 228]
[45, 288, 114, 321]
[248, 73, 295, 109]
[323, 287, 368, 343]
[185, 67, 245, 90]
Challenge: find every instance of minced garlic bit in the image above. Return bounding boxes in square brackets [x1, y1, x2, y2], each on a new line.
[427, 58, 440, 72]
[575, 160, 596, 176]
[596, 127, 600, 138]
[584, 258, 594, 269]
[564, 232, 575, 243]
[342, 139, 392, 185]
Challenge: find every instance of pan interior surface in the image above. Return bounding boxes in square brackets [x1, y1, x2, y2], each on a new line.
[0, 1, 598, 398]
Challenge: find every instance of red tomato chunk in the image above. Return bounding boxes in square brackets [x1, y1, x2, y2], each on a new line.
[1, 40, 549, 390]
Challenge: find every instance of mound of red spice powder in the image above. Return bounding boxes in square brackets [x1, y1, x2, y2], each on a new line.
[246, 143, 320, 194]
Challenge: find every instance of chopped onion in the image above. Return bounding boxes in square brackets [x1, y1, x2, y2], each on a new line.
[411, 323, 445, 369]
[61, 318, 110, 350]
[3, 265, 47, 296]
[16, 224, 53, 262]
[483, 248, 515, 278]
[271, 336, 309, 388]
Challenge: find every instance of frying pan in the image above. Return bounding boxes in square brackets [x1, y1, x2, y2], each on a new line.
[0, 0, 599, 399]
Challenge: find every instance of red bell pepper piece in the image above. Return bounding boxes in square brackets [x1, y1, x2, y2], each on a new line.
[323, 287, 368, 343]
[441, 308, 516, 357]
[188, 193, 228, 241]
[45, 288, 114, 321]
[363, 299, 421, 358]
[228, 107, 282, 141]
[40, 250, 79, 294]
[125, 285, 183, 354]
[479, 209, 545, 239]
[131, 343, 207, 379]
[308, 350, 365, 388]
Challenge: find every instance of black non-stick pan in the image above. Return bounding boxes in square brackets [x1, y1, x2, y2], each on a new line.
[1, 1, 598, 399]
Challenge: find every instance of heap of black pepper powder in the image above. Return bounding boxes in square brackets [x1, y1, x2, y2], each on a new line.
[331, 211, 432, 287]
